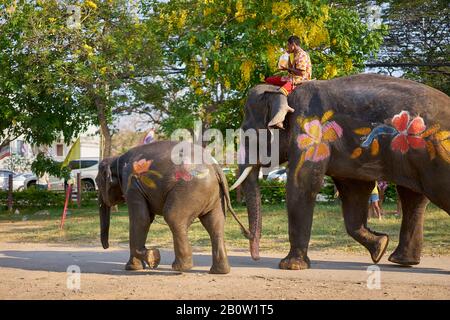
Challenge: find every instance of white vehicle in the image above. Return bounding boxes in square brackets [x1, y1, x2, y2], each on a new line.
[266, 167, 287, 182]
[0, 170, 32, 191]
[23, 158, 99, 191]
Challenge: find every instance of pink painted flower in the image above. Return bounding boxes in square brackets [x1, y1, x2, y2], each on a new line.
[391, 111, 426, 154]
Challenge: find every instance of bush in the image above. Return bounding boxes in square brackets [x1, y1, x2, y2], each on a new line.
[225, 171, 400, 205]
[382, 183, 398, 202]
[0, 189, 98, 210]
[227, 172, 281, 205]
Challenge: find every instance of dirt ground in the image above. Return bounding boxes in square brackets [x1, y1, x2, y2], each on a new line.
[0, 240, 449, 300]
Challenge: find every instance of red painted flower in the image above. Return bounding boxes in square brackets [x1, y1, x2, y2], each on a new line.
[175, 170, 192, 182]
[391, 111, 426, 154]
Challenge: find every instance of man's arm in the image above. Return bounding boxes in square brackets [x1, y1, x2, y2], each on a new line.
[283, 66, 304, 76]
[280, 53, 307, 76]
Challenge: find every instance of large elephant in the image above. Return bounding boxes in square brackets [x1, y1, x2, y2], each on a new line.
[95, 140, 249, 274]
[234, 73, 450, 269]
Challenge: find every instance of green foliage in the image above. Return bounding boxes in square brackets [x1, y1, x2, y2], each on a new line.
[225, 171, 335, 205]
[383, 183, 398, 203]
[224, 172, 399, 204]
[338, 0, 449, 95]
[30, 153, 71, 180]
[0, 0, 162, 158]
[0, 189, 97, 210]
[0, 1, 94, 148]
[2, 154, 32, 173]
[146, 0, 387, 135]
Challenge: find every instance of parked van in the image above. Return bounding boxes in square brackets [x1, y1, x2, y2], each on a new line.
[23, 158, 99, 191]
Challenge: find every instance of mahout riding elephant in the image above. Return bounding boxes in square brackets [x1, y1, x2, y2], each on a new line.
[95, 140, 250, 274]
[232, 73, 450, 269]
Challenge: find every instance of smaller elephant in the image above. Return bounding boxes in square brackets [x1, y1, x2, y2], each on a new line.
[96, 140, 249, 274]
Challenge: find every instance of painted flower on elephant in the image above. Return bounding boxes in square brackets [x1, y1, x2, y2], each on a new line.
[174, 165, 210, 182]
[133, 159, 152, 175]
[294, 111, 343, 185]
[175, 170, 193, 182]
[390, 111, 426, 154]
[297, 118, 343, 162]
[352, 110, 449, 161]
[434, 130, 450, 163]
[129, 158, 162, 189]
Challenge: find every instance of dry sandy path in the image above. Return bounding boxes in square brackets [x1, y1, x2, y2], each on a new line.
[0, 242, 449, 300]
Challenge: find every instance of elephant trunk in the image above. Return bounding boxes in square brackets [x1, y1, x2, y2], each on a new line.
[239, 164, 262, 260]
[99, 194, 111, 249]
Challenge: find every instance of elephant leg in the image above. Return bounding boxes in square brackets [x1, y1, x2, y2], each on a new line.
[388, 185, 428, 266]
[279, 162, 327, 270]
[126, 191, 160, 271]
[163, 198, 194, 272]
[333, 178, 389, 264]
[199, 206, 230, 274]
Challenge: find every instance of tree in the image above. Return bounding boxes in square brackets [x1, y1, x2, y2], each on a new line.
[0, 1, 94, 149]
[145, 0, 387, 134]
[336, 0, 450, 95]
[0, 0, 162, 158]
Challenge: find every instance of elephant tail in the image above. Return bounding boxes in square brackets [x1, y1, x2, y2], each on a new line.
[213, 164, 251, 240]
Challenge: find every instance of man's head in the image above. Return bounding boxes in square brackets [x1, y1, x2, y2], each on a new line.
[286, 35, 301, 53]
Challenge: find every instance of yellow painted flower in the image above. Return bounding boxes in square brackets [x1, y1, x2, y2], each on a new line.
[435, 130, 450, 163]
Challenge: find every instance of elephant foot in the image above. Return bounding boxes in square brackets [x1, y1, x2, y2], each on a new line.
[144, 248, 161, 269]
[388, 249, 420, 266]
[172, 259, 193, 272]
[369, 234, 389, 264]
[209, 263, 230, 275]
[279, 255, 310, 270]
[125, 257, 145, 271]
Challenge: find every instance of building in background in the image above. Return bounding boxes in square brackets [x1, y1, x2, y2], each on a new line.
[0, 126, 100, 171]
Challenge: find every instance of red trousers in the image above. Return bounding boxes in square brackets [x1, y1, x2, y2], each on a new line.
[265, 76, 295, 95]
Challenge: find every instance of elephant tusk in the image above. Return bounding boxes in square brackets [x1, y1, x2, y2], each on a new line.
[269, 128, 274, 143]
[230, 166, 253, 191]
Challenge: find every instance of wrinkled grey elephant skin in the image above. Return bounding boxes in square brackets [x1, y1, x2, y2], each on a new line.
[96, 141, 235, 274]
[237, 73, 450, 269]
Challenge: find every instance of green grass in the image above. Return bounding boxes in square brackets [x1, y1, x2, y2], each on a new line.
[0, 202, 449, 255]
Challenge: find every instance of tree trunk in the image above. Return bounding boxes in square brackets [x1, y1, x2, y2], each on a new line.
[95, 97, 112, 159]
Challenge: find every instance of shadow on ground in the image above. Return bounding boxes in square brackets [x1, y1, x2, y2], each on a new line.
[0, 247, 448, 276]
